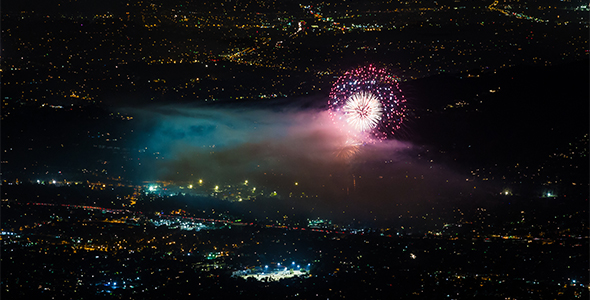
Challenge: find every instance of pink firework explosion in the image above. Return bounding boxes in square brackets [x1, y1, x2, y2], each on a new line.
[329, 65, 407, 140]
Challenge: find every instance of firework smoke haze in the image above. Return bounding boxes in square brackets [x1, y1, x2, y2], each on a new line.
[127, 102, 473, 220]
[132, 104, 370, 183]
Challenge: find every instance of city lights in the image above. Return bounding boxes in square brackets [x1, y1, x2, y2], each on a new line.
[1, 1, 587, 299]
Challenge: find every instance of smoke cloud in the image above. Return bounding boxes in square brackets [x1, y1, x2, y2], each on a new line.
[128, 103, 474, 220]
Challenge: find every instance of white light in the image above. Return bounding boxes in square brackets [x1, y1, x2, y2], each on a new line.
[343, 91, 382, 132]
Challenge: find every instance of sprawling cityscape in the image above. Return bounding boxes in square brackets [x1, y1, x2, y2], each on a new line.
[1, 0, 588, 299]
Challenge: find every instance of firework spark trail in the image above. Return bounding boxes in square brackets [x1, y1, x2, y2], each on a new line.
[334, 138, 362, 160]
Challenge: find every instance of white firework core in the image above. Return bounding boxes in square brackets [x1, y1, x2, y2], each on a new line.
[342, 91, 382, 132]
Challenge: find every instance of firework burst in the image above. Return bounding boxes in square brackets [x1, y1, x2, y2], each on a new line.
[329, 65, 407, 140]
[342, 91, 382, 132]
